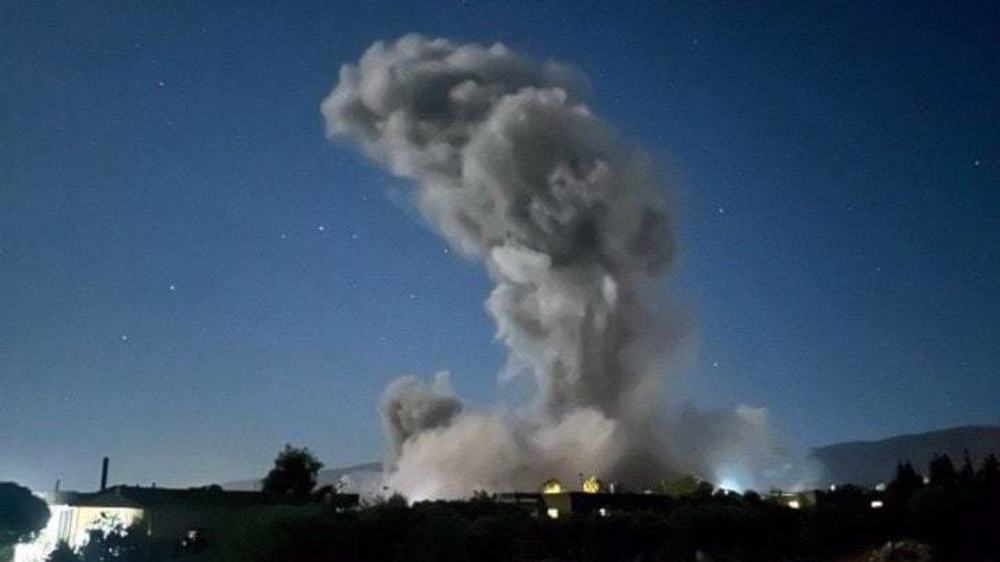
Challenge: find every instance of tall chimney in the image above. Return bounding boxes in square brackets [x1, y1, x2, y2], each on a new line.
[100, 457, 109, 491]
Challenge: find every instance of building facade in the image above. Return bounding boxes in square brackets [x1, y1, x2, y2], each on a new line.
[14, 486, 359, 562]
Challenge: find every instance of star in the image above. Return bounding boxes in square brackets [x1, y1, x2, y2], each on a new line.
[712, 361, 720, 368]
[875, 265, 884, 273]
[317, 225, 325, 232]
[717, 207, 726, 215]
[121, 334, 129, 342]
[409, 293, 417, 300]
[168, 284, 176, 291]
[973, 159, 981, 167]
[443, 248, 450, 255]
[280, 233, 287, 240]
[157, 80, 166, 88]
[350, 233, 359, 240]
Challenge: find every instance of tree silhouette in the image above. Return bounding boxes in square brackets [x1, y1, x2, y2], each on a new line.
[887, 460, 922, 509]
[890, 461, 921, 492]
[980, 453, 1000, 505]
[262, 444, 324, 497]
[77, 521, 152, 562]
[979, 453, 998, 485]
[0, 482, 50, 550]
[959, 450, 976, 483]
[927, 453, 957, 487]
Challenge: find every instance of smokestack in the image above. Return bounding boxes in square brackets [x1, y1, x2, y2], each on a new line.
[100, 457, 109, 491]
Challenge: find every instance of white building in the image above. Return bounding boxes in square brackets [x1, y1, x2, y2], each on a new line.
[14, 490, 142, 562]
[14, 485, 359, 562]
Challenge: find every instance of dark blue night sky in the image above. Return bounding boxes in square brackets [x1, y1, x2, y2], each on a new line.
[2, 1, 997, 490]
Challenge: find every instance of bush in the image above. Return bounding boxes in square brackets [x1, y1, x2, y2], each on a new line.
[0, 482, 50, 550]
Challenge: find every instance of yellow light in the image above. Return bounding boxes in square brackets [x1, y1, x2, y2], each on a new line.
[582, 475, 601, 494]
[542, 479, 563, 495]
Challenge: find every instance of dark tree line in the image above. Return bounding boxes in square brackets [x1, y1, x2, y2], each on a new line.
[203, 452, 1000, 562]
[892, 453, 1000, 560]
[26, 449, 1000, 562]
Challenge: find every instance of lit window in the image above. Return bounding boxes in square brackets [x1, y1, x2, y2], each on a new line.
[870, 500, 884, 509]
[598, 508, 608, 517]
[582, 475, 601, 494]
[546, 508, 559, 519]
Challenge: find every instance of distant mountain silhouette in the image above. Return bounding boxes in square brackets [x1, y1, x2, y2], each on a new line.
[811, 425, 1000, 487]
[224, 426, 999, 493]
[225, 461, 383, 492]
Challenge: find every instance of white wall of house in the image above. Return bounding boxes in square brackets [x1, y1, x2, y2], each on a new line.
[14, 504, 144, 562]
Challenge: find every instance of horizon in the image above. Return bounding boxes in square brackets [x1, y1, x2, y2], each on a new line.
[48, 424, 999, 495]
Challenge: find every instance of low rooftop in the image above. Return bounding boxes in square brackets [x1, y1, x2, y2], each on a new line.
[48, 485, 357, 509]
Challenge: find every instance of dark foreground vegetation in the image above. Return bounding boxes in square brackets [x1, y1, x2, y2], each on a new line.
[204, 454, 1000, 562]
[5, 452, 999, 562]
[0, 482, 50, 562]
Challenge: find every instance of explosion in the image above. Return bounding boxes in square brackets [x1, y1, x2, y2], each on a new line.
[322, 35, 814, 499]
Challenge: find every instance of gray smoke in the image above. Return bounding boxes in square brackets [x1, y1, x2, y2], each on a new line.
[322, 35, 814, 498]
[380, 372, 462, 460]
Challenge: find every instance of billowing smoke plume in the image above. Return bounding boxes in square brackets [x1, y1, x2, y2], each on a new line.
[380, 372, 463, 458]
[322, 35, 814, 498]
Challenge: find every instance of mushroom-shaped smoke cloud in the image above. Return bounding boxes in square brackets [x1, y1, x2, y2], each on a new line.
[322, 35, 814, 498]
